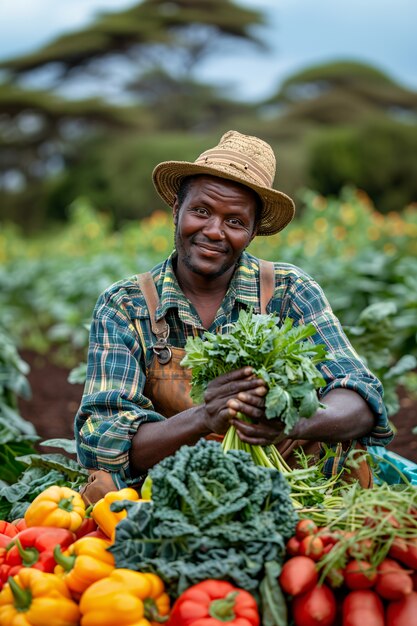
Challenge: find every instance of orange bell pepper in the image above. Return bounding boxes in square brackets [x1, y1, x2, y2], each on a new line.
[0, 567, 80, 626]
[79, 568, 170, 626]
[24, 485, 86, 532]
[54, 536, 114, 599]
[91, 487, 140, 540]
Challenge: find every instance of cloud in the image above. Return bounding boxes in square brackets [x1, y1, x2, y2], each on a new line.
[0, 0, 133, 59]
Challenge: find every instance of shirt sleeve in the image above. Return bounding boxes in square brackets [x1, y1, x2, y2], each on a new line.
[277, 272, 394, 448]
[74, 290, 164, 488]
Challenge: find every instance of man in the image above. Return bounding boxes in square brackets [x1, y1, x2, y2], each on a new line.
[75, 130, 393, 501]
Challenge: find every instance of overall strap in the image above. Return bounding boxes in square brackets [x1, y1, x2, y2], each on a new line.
[259, 259, 275, 314]
[136, 272, 171, 364]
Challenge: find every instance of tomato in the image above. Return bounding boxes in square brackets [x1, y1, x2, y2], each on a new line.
[375, 558, 413, 601]
[344, 559, 377, 590]
[343, 590, 384, 626]
[286, 536, 301, 556]
[279, 556, 318, 597]
[298, 535, 324, 561]
[386, 591, 417, 626]
[347, 538, 374, 560]
[292, 584, 336, 626]
[389, 537, 417, 569]
[295, 519, 318, 541]
[317, 527, 341, 547]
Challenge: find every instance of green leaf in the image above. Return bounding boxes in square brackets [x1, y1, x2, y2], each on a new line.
[297, 388, 319, 417]
[40, 438, 78, 454]
[384, 354, 417, 380]
[68, 362, 87, 385]
[259, 560, 288, 626]
[16, 452, 88, 481]
[0, 404, 38, 437]
[265, 385, 291, 419]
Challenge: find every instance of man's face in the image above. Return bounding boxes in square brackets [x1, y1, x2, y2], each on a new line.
[173, 175, 258, 280]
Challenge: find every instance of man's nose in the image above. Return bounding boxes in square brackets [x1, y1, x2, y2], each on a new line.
[202, 216, 225, 238]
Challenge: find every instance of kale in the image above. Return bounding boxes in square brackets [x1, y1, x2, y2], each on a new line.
[110, 440, 298, 599]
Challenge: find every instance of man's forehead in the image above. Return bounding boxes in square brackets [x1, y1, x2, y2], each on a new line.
[185, 174, 258, 200]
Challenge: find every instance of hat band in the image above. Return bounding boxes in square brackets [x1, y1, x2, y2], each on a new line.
[195, 148, 273, 188]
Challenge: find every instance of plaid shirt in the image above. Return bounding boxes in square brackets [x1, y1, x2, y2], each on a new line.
[75, 251, 393, 487]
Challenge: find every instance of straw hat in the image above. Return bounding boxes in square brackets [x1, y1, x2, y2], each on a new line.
[152, 130, 295, 236]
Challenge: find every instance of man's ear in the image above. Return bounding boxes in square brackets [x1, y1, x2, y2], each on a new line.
[172, 197, 179, 225]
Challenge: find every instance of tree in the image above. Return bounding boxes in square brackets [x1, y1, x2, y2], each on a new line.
[1, 0, 265, 101]
[0, 0, 266, 228]
[260, 60, 417, 212]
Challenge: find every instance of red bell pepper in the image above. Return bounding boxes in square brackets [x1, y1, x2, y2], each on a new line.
[74, 514, 98, 540]
[0, 521, 18, 538]
[81, 527, 111, 540]
[0, 536, 11, 550]
[167, 579, 260, 626]
[0, 564, 8, 590]
[11, 518, 27, 532]
[0, 521, 19, 556]
[3, 526, 76, 580]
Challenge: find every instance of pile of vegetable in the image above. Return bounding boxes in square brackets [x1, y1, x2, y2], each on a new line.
[181, 309, 330, 470]
[0, 483, 172, 626]
[0, 441, 297, 625]
[280, 483, 417, 625]
[1, 440, 417, 625]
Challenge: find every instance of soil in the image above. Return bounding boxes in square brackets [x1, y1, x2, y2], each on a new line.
[18, 350, 417, 463]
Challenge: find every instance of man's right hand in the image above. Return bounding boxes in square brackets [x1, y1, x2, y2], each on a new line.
[202, 366, 267, 434]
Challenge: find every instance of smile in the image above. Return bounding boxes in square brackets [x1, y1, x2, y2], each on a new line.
[194, 242, 227, 255]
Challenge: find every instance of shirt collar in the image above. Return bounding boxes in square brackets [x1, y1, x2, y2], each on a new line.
[224, 251, 261, 314]
[154, 251, 261, 327]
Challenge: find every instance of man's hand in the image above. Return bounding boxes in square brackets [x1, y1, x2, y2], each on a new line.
[229, 387, 379, 446]
[203, 367, 267, 435]
[230, 414, 288, 446]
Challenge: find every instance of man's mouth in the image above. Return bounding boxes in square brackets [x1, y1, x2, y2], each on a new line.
[193, 241, 227, 255]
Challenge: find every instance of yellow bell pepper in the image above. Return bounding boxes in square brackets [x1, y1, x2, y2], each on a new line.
[92, 487, 140, 540]
[24, 485, 86, 532]
[79, 568, 170, 626]
[54, 536, 115, 599]
[0, 567, 80, 626]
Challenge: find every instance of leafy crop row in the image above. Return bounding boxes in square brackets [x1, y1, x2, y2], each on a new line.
[0, 187, 416, 408]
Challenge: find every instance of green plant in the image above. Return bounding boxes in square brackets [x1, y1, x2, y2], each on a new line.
[345, 302, 417, 417]
[0, 326, 38, 486]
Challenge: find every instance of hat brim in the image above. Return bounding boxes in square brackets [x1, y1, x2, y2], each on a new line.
[152, 160, 295, 236]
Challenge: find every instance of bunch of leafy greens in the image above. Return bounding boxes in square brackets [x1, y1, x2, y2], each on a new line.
[180, 309, 330, 469]
[110, 439, 297, 610]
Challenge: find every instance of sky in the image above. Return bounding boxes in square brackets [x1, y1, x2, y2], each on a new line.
[0, 0, 416, 101]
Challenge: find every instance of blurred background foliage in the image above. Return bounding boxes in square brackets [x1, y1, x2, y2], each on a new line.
[0, 0, 416, 231]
